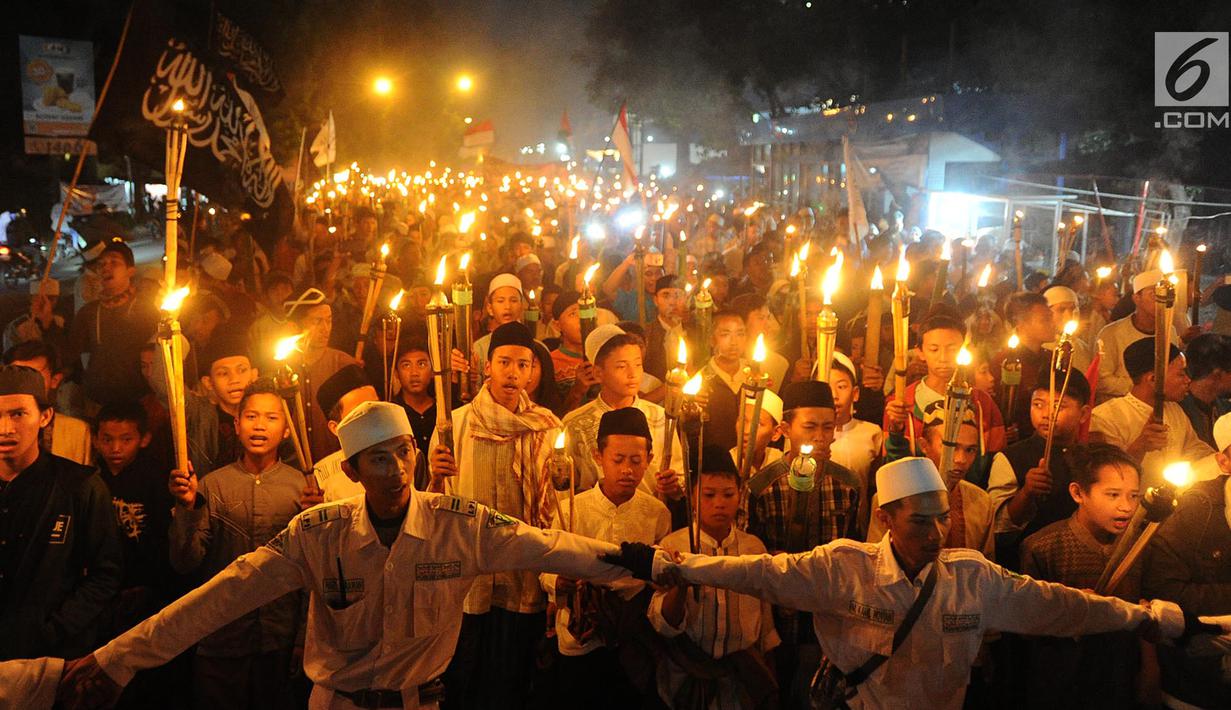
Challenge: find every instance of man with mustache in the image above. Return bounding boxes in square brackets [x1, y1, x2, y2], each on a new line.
[0, 365, 121, 662]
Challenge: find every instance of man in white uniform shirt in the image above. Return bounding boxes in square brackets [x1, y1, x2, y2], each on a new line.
[57, 401, 630, 710]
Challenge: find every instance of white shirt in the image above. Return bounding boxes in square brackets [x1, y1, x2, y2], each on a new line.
[94, 490, 629, 709]
[542, 487, 670, 656]
[654, 534, 1159, 710]
[560, 395, 684, 496]
[648, 527, 780, 710]
[831, 419, 883, 490]
[1095, 316, 1179, 403]
[1089, 393, 1215, 485]
[316, 450, 364, 502]
[49, 413, 92, 466]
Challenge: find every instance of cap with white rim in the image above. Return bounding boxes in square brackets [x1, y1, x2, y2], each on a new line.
[1214, 412, 1231, 453]
[1044, 285, 1078, 307]
[585, 323, 626, 364]
[337, 400, 414, 459]
[1132, 270, 1165, 294]
[876, 457, 947, 506]
[487, 273, 524, 298]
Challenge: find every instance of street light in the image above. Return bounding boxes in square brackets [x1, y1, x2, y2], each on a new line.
[456, 74, 474, 92]
[373, 76, 393, 96]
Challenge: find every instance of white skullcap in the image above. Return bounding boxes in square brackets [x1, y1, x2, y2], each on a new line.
[337, 400, 413, 458]
[487, 273, 523, 298]
[1133, 270, 1165, 294]
[743, 388, 784, 424]
[200, 252, 233, 282]
[832, 351, 857, 381]
[29, 279, 59, 296]
[876, 457, 947, 506]
[1044, 285, 1078, 307]
[514, 254, 542, 272]
[585, 323, 626, 364]
[1215, 412, 1231, 453]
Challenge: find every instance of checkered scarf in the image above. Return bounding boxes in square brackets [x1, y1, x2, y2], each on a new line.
[467, 384, 560, 526]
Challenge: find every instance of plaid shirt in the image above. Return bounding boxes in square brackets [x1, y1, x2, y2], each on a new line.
[747, 457, 860, 554]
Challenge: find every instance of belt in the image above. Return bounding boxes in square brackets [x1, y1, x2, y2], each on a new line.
[336, 679, 445, 708]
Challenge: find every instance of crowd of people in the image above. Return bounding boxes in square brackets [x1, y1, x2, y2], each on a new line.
[2, 169, 1231, 710]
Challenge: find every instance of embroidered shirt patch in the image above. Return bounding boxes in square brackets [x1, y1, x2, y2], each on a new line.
[942, 613, 981, 633]
[416, 561, 462, 580]
[848, 600, 895, 625]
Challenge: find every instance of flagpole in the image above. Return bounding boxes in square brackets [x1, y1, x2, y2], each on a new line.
[292, 126, 307, 228]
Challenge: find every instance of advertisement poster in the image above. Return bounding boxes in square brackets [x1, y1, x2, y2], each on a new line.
[20, 35, 96, 137]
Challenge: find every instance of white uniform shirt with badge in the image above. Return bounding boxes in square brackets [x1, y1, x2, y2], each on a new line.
[93, 489, 630, 709]
[655, 533, 1156, 710]
[541, 486, 671, 656]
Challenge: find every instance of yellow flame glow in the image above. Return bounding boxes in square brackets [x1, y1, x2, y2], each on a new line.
[799, 241, 810, 262]
[458, 212, 477, 234]
[871, 265, 884, 290]
[821, 254, 843, 304]
[160, 286, 190, 312]
[896, 245, 910, 282]
[583, 263, 601, 286]
[553, 431, 566, 449]
[790, 255, 800, 278]
[1159, 249, 1174, 275]
[274, 334, 304, 362]
[379, 243, 390, 259]
[1096, 266, 1113, 279]
[677, 338, 688, 365]
[977, 264, 992, 288]
[1073, 215, 1085, 226]
[569, 236, 580, 260]
[1197, 243, 1207, 253]
[1063, 319, 1079, 336]
[752, 334, 767, 363]
[1163, 461, 1193, 488]
[171, 98, 185, 113]
[702, 277, 712, 290]
[1008, 333, 1020, 349]
[800, 443, 814, 457]
[434, 256, 448, 286]
[785, 224, 797, 235]
[389, 289, 404, 310]
[459, 252, 471, 271]
[956, 347, 972, 366]
[940, 238, 952, 261]
[682, 373, 703, 396]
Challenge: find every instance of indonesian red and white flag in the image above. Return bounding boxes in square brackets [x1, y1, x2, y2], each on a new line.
[463, 119, 495, 148]
[610, 103, 639, 187]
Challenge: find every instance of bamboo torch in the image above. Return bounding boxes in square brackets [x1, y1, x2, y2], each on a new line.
[381, 290, 404, 402]
[157, 286, 191, 474]
[1096, 461, 1191, 595]
[634, 226, 647, 324]
[578, 263, 601, 358]
[272, 334, 313, 471]
[453, 252, 475, 401]
[738, 335, 771, 480]
[355, 243, 390, 361]
[891, 246, 912, 399]
[1001, 334, 1022, 423]
[661, 339, 689, 474]
[1041, 320, 1079, 471]
[547, 431, 576, 532]
[694, 278, 714, 357]
[1191, 244, 1206, 326]
[1152, 250, 1177, 421]
[426, 256, 455, 453]
[865, 265, 884, 372]
[937, 347, 973, 487]
[796, 242, 811, 359]
[815, 253, 842, 382]
[679, 373, 704, 556]
[164, 99, 188, 289]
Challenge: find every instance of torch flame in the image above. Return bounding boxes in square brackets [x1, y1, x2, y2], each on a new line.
[583, 263, 601, 286]
[752, 334, 767, 363]
[896, 245, 910, 282]
[434, 255, 448, 286]
[274, 334, 304, 362]
[1063, 319, 1079, 337]
[663, 202, 679, 220]
[458, 211, 477, 234]
[380, 242, 390, 259]
[871, 265, 884, 291]
[790, 254, 801, 278]
[171, 98, 185, 113]
[569, 236, 580, 260]
[977, 264, 992, 288]
[821, 255, 842, 305]
[1162, 461, 1193, 488]
[418, 199, 428, 213]
[1096, 266, 1113, 279]
[800, 443, 814, 457]
[956, 347, 972, 367]
[940, 238, 952, 261]
[785, 224, 797, 235]
[1197, 243, 1207, 254]
[702, 277, 712, 290]
[459, 252, 471, 271]
[678, 229, 687, 243]
[160, 286, 190, 312]
[1159, 249, 1174, 275]
[676, 338, 688, 366]
[1008, 333, 1020, 349]
[553, 431, 566, 450]
[389, 289, 404, 310]
[682, 373, 703, 396]
[528, 289, 536, 303]
[799, 241, 810, 262]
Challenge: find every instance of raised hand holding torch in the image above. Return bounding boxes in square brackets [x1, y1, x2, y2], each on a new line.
[891, 246, 912, 398]
[1153, 251, 1178, 421]
[272, 334, 313, 472]
[355, 243, 390, 361]
[937, 347, 974, 487]
[426, 255, 455, 453]
[578, 263, 601, 357]
[738, 335, 771, 480]
[1096, 461, 1192, 595]
[381, 290, 404, 402]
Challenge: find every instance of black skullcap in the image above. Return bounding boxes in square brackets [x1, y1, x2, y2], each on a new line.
[1029, 366, 1092, 407]
[98, 238, 135, 267]
[317, 364, 372, 417]
[654, 274, 680, 292]
[1123, 337, 1182, 381]
[0, 365, 48, 407]
[552, 291, 581, 321]
[699, 444, 738, 475]
[488, 321, 535, 358]
[199, 328, 250, 374]
[597, 407, 653, 446]
[781, 380, 835, 412]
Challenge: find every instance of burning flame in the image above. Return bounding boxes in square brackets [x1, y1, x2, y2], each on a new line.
[1159, 249, 1174, 275]
[1096, 266, 1113, 280]
[553, 431, 566, 449]
[389, 289, 404, 310]
[569, 236, 580, 260]
[821, 254, 843, 305]
[678, 230, 687, 243]
[785, 224, 797, 235]
[799, 241, 810, 262]
[956, 347, 972, 367]
[702, 277, 712, 290]
[458, 212, 477, 234]
[896, 245, 910, 282]
[527, 289, 537, 304]
[663, 202, 679, 220]
[677, 338, 688, 366]
[682, 373, 703, 396]
[418, 199, 428, 213]
[977, 264, 992, 288]
[800, 443, 814, 457]
[1163, 461, 1193, 488]
[274, 334, 304, 362]
[1008, 333, 1020, 349]
[940, 238, 952, 261]
[743, 203, 761, 217]
[171, 98, 185, 113]
[434, 255, 448, 286]
[1014, 209, 1024, 219]
[459, 252, 471, 271]
[160, 286, 190, 312]
[752, 334, 767, 363]
[583, 263, 601, 286]
[871, 265, 884, 291]
[1072, 215, 1085, 226]
[790, 254, 801, 278]
[1063, 319, 1079, 337]
[1197, 243, 1207, 254]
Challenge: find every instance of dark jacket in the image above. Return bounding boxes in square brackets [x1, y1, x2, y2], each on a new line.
[0, 451, 123, 660]
[1142, 476, 1231, 708]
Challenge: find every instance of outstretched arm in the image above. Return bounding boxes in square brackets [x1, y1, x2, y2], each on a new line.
[474, 505, 627, 584]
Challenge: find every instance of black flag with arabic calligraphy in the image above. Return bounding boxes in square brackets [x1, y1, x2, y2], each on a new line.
[92, 0, 290, 249]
